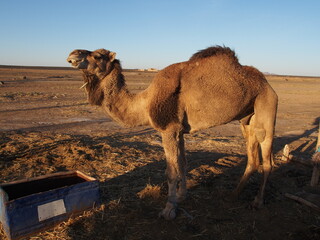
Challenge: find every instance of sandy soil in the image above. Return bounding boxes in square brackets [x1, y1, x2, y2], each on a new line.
[0, 66, 320, 239]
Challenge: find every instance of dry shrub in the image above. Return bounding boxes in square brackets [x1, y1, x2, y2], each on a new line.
[137, 184, 161, 200]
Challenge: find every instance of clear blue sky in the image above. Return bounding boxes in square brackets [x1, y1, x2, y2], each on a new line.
[1, 0, 319, 76]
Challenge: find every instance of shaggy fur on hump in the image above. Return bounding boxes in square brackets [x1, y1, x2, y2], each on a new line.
[189, 45, 238, 62]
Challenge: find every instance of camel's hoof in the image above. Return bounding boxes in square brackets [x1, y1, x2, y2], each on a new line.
[159, 208, 177, 220]
[159, 202, 177, 220]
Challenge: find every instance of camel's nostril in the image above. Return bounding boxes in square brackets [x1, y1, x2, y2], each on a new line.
[68, 60, 72, 63]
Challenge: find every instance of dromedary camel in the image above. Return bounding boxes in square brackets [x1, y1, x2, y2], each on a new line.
[67, 46, 278, 220]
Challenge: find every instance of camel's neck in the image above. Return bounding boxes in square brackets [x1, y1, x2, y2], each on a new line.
[91, 62, 150, 127]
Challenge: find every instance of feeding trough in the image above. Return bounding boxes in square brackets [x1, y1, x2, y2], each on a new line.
[0, 171, 100, 240]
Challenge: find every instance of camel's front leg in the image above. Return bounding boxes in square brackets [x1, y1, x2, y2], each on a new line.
[160, 131, 186, 220]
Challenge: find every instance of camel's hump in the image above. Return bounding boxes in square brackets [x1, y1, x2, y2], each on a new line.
[189, 45, 238, 62]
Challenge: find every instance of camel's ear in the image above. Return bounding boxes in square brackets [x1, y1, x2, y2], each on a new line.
[109, 52, 116, 62]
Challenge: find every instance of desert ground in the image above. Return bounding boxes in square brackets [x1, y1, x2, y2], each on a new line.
[0, 65, 319, 239]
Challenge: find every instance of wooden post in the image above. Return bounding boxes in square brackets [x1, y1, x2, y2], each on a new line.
[285, 193, 320, 212]
[282, 144, 291, 162]
[310, 123, 320, 186]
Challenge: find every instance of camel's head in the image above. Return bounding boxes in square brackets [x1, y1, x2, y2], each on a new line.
[67, 48, 117, 77]
[67, 49, 118, 106]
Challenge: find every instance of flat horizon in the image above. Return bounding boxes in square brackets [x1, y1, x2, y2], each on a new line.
[1, 64, 319, 78]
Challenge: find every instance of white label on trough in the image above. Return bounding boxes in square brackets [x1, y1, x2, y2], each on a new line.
[37, 199, 66, 222]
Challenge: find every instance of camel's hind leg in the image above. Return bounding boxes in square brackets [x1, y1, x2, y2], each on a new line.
[251, 86, 277, 208]
[242, 86, 277, 208]
[234, 85, 277, 208]
[252, 133, 273, 208]
[233, 117, 260, 198]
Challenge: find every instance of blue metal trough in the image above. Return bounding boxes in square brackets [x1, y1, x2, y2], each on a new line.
[0, 171, 100, 240]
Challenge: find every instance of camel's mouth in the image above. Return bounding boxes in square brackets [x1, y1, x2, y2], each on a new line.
[67, 58, 85, 68]
[67, 54, 88, 69]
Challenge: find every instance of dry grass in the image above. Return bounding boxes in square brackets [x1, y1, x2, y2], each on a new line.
[137, 184, 161, 200]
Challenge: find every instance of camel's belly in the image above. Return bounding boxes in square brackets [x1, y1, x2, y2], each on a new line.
[185, 109, 237, 132]
[182, 94, 251, 133]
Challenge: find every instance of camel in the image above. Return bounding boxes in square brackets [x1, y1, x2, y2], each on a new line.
[67, 46, 278, 220]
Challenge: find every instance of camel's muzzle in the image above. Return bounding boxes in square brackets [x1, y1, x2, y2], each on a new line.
[67, 56, 87, 69]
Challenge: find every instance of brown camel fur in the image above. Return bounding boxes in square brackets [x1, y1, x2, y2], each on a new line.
[67, 46, 278, 220]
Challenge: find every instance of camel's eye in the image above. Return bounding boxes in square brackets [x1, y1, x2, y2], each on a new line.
[94, 55, 101, 60]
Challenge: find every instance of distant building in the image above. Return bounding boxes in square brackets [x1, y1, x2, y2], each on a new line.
[147, 68, 158, 72]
